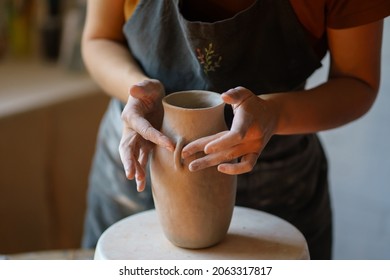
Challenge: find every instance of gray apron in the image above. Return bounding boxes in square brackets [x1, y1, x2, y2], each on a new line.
[82, 0, 332, 259]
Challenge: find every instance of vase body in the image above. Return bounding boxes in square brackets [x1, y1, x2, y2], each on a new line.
[150, 90, 237, 249]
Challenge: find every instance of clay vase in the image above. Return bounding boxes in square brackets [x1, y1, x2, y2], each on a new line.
[150, 90, 237, 249]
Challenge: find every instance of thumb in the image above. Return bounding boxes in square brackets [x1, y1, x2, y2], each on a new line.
[221, 87, 254, 137]
[129, 80, 164, 100]
[129, 83, 147, 99]
[221, 87, 252, 107]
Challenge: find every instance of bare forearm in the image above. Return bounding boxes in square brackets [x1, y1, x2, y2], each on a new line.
[82, 39, 148, 102]
[263, 77, 378, 135]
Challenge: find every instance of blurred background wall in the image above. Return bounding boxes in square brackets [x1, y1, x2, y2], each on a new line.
[0, 0, 109, 254]
[0, 0, 85, 65]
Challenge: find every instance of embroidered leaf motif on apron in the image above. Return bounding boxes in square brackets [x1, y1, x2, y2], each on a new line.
[196, 43, 222, 74]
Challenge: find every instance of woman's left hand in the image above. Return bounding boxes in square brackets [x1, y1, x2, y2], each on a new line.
[181, 87, 279, 175]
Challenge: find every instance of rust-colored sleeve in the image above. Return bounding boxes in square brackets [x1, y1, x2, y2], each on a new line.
[326, 0, 390, 29]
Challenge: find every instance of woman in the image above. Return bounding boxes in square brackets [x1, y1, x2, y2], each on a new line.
[81, 0, 389, 259]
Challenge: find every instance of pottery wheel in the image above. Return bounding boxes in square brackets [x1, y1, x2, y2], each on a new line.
[94, 206, 309, 260]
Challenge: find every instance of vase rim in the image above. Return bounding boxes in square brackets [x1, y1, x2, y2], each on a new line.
[163, 90, 224, 111]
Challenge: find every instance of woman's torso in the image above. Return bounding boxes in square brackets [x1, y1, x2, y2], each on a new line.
[124, 0, 390, 60]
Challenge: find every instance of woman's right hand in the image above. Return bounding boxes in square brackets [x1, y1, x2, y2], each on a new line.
[119, 79, 174, 192]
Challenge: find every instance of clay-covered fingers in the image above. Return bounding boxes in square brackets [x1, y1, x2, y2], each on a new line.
[217, 152, 259, 175]
[187, 141, 260, 173]
[122, 80, 174, 151]
[119, 79, 176, 192]
[204, 88, 255, 154]
[129, 116, 173, 150]
[133, 146, 151, 192]
[119, 127, 153, 192]
[204, 130, 247, 154]
[179, 86, 276, 175]
[186, 147, 238, 172]
[119, 127, 135, 178]
[181, 132, 227, 159]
